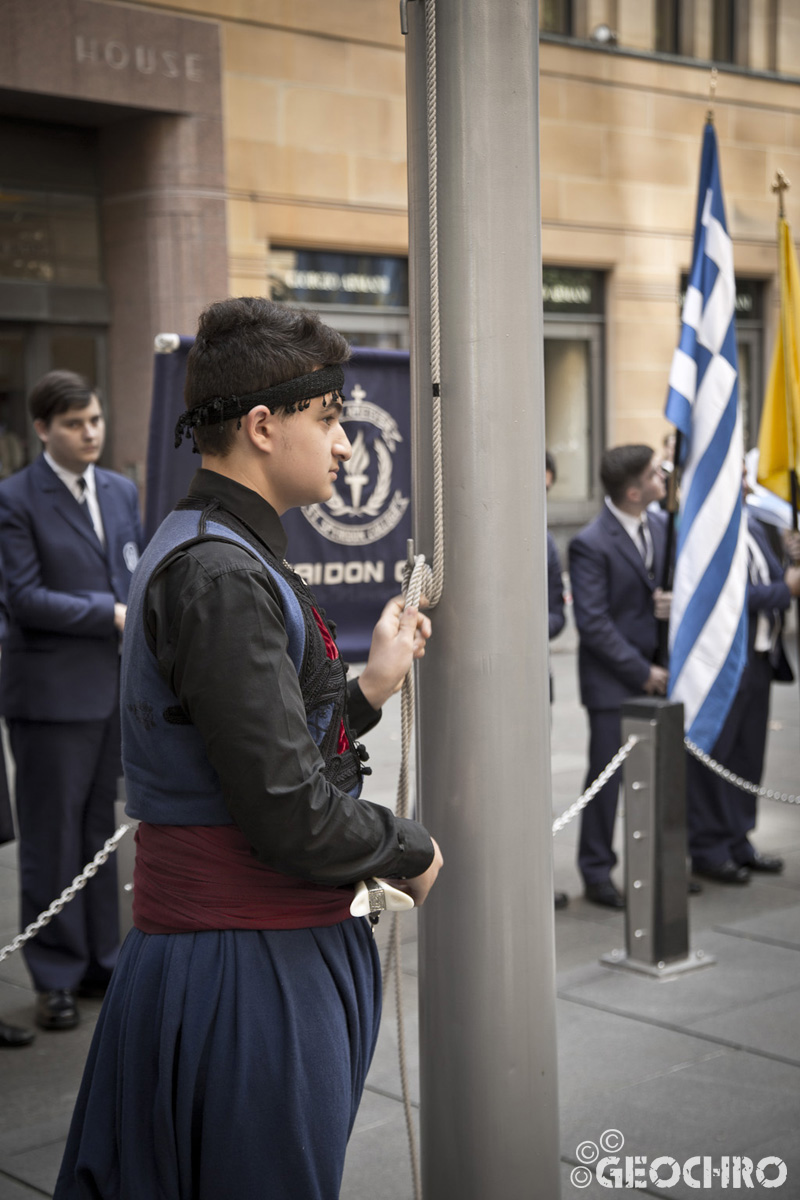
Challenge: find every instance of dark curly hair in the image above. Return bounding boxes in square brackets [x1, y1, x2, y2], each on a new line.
[184, 297, 350, 456]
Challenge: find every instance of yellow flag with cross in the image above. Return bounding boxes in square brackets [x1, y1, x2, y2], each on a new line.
[757, 217, 800, 505]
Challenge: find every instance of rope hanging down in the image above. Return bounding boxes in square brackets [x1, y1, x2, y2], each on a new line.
[385, 3, 446, 1197]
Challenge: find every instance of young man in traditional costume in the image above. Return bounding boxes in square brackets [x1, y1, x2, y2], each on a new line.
[56, 298, 442, 1200]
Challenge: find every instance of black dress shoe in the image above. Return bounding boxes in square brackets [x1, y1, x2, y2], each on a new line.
[584, 880, 625, 909]
[35, 989, 79, 1031]
[0, 1019, 35, 1047]
[688, 879, 703, 895]
[693, 861, 750, 885]
[554, 891, 569, 910]
[742, 853, 784, 874]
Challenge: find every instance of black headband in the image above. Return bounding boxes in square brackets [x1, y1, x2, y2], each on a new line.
[174, 363, 346, 449]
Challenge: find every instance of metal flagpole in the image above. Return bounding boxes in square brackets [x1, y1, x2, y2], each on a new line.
[658, 429, 682, 666]
[772, 172, 800, 704]
[406, 3, 561, 1197]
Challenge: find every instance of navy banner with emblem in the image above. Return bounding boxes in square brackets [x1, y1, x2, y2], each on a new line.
[145, 343, 411, 660]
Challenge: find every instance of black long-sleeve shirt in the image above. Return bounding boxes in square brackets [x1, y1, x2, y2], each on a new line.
[143, 470, 434, 886]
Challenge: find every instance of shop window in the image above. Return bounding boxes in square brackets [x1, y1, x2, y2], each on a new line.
[0, 190, 102, 286]
[540, 0, 572, 36]
[713, 0, 735, 62]
[542, 268, 604, 519]
[712, 0, 749, 67]
[655, 0, 680, 54]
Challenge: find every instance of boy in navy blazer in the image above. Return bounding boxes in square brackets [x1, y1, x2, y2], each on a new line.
[0, 371, 143, 1030]
[568, 445, 671, 908]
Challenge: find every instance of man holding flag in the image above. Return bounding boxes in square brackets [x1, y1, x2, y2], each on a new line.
[664, 116, 751, 882]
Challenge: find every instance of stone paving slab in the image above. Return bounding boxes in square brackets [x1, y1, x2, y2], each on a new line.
[0, 1175, 47, 1200]
[552, 910, 625, 972]
[341, 1089, 420, 1200]
[689, 989, 800, 1065]
[714, 901, 800, 950]
[0, 1139, 64, 1199]
[559, 930, 800, 1027]
[556, 998, 731, 1109]
[558, 1046, 799, 1200]
[685, 876, 800, 934]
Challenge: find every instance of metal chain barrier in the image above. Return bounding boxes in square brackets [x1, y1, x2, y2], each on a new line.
[2, 737, 794, 968]
[551, 736, 640, 835]
[684, 738, 800, 805]
[0, 824, 131, 964]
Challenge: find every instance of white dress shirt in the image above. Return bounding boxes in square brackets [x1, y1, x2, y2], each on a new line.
[605, 496, 653, 572]
[44, 452, 106, 548]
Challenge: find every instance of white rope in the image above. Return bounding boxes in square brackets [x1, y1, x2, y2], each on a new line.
[424, 0, 445, 611]
[385, 4, 444, 1196]
[0, 824, 131, 963]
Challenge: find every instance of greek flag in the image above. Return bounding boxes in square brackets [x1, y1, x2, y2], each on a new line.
[665, 119, 748, 753]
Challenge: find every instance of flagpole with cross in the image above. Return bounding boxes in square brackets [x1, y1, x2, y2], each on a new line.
[757, 170, 800, 697]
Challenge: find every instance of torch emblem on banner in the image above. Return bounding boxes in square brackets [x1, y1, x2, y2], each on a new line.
[302, 383, 409, 546]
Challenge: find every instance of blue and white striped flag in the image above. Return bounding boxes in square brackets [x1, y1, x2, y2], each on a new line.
[665, 119, 748, 753]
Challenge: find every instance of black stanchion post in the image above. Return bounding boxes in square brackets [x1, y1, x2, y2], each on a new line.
[602, 698, 715, 978]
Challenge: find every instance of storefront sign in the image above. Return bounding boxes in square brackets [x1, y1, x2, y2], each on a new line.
[542, 267, 604, 315]
[268, 249, 409, 309]
[679, 274, 763, 321]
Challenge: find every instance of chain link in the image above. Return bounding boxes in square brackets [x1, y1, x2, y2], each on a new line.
[1, 736, 793, 965]
[0, 823, 131, 964]
[551, 736, 639, 835]
[684, 738, 800, 805]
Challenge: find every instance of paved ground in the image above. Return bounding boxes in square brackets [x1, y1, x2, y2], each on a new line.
[1, 614, 799, 1199]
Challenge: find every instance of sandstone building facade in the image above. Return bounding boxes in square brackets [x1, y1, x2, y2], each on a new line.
[0, 0, 798, 529]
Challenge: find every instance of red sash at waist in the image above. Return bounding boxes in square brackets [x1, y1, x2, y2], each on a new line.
[133, 823, 354, 933]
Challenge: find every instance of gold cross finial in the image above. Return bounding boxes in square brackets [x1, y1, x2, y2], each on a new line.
[772, 170, 790, 219]
[706, 67, 718, 122]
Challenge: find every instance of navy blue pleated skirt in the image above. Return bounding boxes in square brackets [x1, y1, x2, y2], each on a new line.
[55, 919, 381, 1200]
